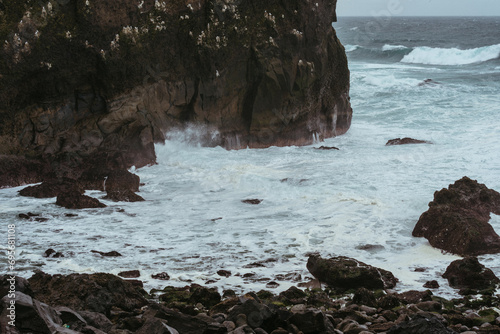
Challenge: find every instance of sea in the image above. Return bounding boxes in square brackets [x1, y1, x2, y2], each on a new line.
[1, 17, 500, 299]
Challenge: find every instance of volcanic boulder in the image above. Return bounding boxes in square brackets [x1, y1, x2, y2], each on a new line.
[306, 254, 398, 291]
[412, 177, 500, 256]
[27, 272, 148, 316]
[442, 256, 500, 294]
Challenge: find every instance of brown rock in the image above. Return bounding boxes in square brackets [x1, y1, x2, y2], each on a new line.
[412, 177, 500, 256]
[306, 254, 398, 291]
[442, 256, 500, 294]
[104, 190, 145, 202]
[423, 280, 440, 289]
[151, 272, 170, 280]
[0, 0, 352, 173]
[315, 146, 339, 150]
[386, 138, 431, 145]
[0, 155, 50, 188]
[242, 199, 263, 205]
[20, 178, 83, 198]
[91, 250, 122, 257]
[56, 190, 107, 209]
[118, 270, 140, 278]
[27, 272, 147, 316]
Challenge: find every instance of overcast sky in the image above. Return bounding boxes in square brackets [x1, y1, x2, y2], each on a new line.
[336, 0, 500, 16]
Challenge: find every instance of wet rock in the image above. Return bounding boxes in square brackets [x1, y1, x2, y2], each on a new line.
[418, 79, 441, 86]
[217, 270, 232, 278]
[18, 213, 31, 219]
[27, 272, 147, 316]
[387, 314, 456, 333]
[0, 291, 73, 333]
[242, 199, 263, 205]
[355, 244, 385, 252]
[43, 248, 64, 258]
[227, 298, 274, 329]
[396, 290, 433, 304]
[78, 311, 113, 332]
[135, 318, 179, 334]
[152, 272, 170, 280]
[56, 190, 107, 209]
[79, 167, 110, 191]
[412, 177, 500, 256]
[104, 189, 145, 202]
[352, 288, 377, 308]
[306, 254, 398, 291]
[315, 146, 339, 150]
[188, 285, 222, 309]
[91, 250, 122, 257]
[424, 280, 440, 289]
[442, 257, 500, 294]
[0, 275, 33, 298]
[118, 270, 140, 278]
[0, 155, 50, 188]
[386, 138, 432, 145]
[105, 170, 140, 193]
[265, 281, 280, 289]
[19, 178, 83, 198]
[278, 287, 307, 305]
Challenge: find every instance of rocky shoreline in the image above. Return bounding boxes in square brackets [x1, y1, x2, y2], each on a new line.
[2, 252, 500, 334]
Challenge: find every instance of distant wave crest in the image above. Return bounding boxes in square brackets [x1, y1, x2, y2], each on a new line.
[382, 44, 408, 51]
[401, 44, 500, 65]
[344, 44, 359, 52]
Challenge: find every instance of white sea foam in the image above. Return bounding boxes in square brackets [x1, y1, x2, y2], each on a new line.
[344, 44, 359, 52]
[401, 44, 500, 65]
[382, 44, 408, 51]
[2, 36, 500, 298]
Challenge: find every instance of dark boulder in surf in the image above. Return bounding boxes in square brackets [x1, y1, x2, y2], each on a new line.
[442, 257, 500, 295]
[56, 190, 107, 209]
[306, 254, 398, 291]
[412, 176, 500, 256]
[386, 137, 431, 145]
[19, 178, 83, 198]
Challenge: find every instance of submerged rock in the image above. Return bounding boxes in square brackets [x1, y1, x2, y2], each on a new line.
[442, 257, 500, 294]
[412, 176, 500, 256]
[242, 199, 263, 205]
[386, 137, 432, 145]
[306, 254, 398, 291]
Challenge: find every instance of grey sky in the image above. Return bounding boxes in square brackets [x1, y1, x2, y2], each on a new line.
[336, 0, 500, 16]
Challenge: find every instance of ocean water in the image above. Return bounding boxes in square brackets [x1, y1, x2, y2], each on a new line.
[1, 17, 500, 298]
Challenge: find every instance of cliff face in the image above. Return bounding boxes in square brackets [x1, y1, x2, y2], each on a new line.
[0, 0, 351, 171]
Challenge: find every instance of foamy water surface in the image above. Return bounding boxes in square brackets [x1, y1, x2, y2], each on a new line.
[1, 17, 500, 299]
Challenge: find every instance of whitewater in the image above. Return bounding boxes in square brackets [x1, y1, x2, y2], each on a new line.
[1, 17, 500, 298]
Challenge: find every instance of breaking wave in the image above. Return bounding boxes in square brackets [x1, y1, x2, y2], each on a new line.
[401, 44, 500, 65]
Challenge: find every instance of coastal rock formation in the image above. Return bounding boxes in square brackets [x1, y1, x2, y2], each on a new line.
[386, 137, 431, 145]
[306, 254, 398, 291]
[56, 190, 107, 209]
[27, 272, 148, 316]
[0, 0, 352, 182]
[412, 177, 500, 256]
[3, 272, 500, 333]
[442, 257, 500, 294]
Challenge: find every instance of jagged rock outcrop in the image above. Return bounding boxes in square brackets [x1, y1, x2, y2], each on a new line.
[0, 0, 351, 184]
[412, 177, 500, 256]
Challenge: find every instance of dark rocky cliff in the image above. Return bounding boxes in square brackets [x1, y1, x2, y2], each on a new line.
[0, 0, 351, 180]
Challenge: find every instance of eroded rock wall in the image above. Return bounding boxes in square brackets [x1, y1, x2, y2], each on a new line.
[0, 0, 352, 171]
